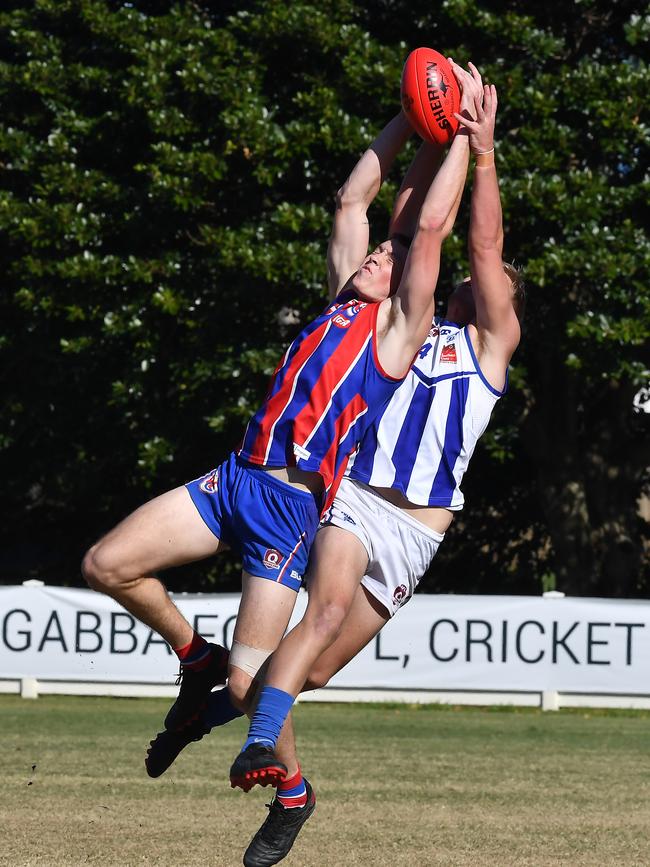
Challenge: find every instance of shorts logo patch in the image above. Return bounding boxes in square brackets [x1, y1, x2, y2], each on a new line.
[263, 548, 284, 570]
[293, 442, 311, 460]
[290, 570, 301, 580]
[440, 343, 457, 363]
[393, 584, 408, 604]
[199, 468, 219, 494]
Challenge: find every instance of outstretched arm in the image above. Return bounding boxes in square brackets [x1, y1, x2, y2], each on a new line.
[391, 130, 470, 327]
[388, 140, 443, 240]
[378, 66, 479, 376]
[452, 62, 520, 360]
[389, 139, 466, 285]
[327, 112, 412, 299]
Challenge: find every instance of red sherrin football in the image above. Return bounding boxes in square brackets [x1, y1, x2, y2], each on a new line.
[401, 47, 460, 145]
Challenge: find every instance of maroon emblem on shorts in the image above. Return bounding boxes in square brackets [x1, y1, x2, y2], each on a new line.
[263, 548, 284, 570]
[199, 469, 218, 494]
[393, 584, 408, 604]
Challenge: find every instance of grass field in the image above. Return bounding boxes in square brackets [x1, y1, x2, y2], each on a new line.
[2, 695, 649, 866]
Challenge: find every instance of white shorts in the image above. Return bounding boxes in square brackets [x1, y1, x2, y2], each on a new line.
[320, 477, 445, 617]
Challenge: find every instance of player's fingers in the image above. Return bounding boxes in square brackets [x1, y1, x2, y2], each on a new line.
[453, 112, 478, 130]
[449, 64, 465, 90]
[455, 60, 475, 84]
[485, 84, 497, 116]
[489, 84, 498, 117]
[469, 85, 485, 122]
[468, 61, 483, 90]
[482, 85, 492, 114]
[449, 58, 471, 83]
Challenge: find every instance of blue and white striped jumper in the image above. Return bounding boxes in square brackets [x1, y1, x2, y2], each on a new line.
[347, 317, 506, 509]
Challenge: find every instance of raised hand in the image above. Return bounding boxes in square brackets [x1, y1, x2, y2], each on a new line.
[450, 61, 497, 155]
[449, 58, 483, 122]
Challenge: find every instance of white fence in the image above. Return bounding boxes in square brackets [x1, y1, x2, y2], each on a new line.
[2, 583, 649, 710]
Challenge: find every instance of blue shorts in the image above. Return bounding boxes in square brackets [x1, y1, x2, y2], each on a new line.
[186, 453, 321, 592]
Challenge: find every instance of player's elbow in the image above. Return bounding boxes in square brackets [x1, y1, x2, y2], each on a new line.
[417, 211, 448, 235]
[412, 215, 447, 254]
[335, 181, 370, 212]
[469, 229, 504, 256]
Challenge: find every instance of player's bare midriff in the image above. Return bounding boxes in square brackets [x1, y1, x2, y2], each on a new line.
[371, 485, 454, 533]
[253, 464, 325, 496]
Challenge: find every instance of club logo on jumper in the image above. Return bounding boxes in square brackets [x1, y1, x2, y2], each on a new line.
[332, 313, 352, 329]
[440, 343, 457, 363]
[393, 584, 408, 604]
[199, 468, 219, 494]
[425, 62, 452, 132]
[263, 548, 284, 570]
[347, 302, 367, 317]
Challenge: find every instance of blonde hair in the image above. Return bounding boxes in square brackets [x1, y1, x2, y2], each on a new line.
[502, 261, 526, 322]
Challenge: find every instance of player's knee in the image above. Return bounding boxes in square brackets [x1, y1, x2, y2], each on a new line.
[303, 664, 331, 692]
[305, 600, 348, 646]
[227, 666, 255, 713]
[81, 544, 102, 591]
[81, 543, 132, 594]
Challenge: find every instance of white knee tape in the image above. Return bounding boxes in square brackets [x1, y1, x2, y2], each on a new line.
[229, 641, 272, 678]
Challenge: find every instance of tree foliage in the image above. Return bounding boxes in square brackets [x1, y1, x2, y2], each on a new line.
[1, 0, 648, 594]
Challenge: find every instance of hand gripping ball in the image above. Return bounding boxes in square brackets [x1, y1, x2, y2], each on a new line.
[401, 47, 460, 145]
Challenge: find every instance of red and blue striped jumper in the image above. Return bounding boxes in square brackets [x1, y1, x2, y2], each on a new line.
[239, 292, 404, 511]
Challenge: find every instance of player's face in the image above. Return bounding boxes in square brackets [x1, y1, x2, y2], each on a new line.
[446, 273, 518, 324]
[352, 240, 405, 303]
[446, 277, 476, 325]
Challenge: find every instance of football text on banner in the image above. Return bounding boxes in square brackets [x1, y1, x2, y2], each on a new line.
[0, 586, 649, 694]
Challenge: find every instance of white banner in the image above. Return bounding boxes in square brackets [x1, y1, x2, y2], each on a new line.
[1, 586, 649, 694]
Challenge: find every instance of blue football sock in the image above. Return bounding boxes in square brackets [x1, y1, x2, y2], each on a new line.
[204, 687, 243, 729]
[242, 686, 295, 751]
